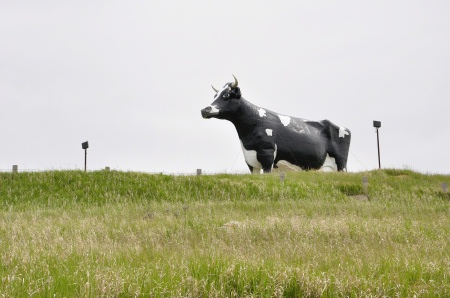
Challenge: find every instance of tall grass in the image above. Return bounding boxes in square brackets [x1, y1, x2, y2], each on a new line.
[0, 170, 449, 296]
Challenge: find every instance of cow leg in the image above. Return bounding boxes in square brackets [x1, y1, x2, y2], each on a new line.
[317, 119, 351, 172]
[241, 131, 276, 174]
[257, 148, 275, 173]
[246, 163, 263, 174]
[253, 168, 263, 174]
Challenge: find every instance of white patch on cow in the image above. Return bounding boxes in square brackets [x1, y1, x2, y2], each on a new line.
[208, 105, 220, 114]
[265, 129, 273, 136]
[240, 140, 277, 174]
[278, 115, 291, 126]
[240, 140, 261, 172]
[275, 160, 302, 172]
[258, 108, 267, 117]
[339, 126, 349, 138]
[214, 85, 230, 99]
[321, 154, 338, 172]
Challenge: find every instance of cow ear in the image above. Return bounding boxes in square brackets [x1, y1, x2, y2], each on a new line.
[234, 87, 241, 99]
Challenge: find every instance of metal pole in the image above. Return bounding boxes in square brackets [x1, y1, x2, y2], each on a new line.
[84, 149, 87, 172]
[376, 128, 381, 169]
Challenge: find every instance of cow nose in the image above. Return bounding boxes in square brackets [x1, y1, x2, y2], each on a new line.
[201, 105, 219, 118]
[201, 106, 212, 118]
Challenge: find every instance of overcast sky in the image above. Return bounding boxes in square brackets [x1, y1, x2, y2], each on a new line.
[1, 1, 449, 174]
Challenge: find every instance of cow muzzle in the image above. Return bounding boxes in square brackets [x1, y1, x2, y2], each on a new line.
[201, 105, 219, 118]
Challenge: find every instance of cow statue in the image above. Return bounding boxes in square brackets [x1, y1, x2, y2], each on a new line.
[201, 76, 351, 173]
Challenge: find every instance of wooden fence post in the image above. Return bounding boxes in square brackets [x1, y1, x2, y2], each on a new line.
[362, 177, 369, 195]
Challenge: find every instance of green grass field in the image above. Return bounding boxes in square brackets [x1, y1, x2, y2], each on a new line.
[1, 169, 449, 297]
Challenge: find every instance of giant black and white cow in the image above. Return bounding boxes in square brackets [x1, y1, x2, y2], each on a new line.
[201, 76, 351, 173]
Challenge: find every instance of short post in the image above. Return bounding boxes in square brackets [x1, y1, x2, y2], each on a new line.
[280, 172, 285, 182]
[362, 177, 368, 195]
[82, 141, 89, 172]
[442, 183, 448, 193]
[373, 121, 381, 169]
[12, 165, 18, 173]
[105, 167, 110, 171]
[196, 169, 202, 176]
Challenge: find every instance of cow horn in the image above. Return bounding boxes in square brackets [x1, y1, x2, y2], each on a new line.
[231, 74, 238, 88]
[211, 85, 219, 93]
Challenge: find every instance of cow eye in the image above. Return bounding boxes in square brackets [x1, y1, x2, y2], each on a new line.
[223, 93, 230, 99]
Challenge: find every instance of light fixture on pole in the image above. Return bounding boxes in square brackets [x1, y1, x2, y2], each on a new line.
[373, 121, 381, 169]
[82, 141, 89, 172]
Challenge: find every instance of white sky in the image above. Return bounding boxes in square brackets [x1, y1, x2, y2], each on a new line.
[1, 1, 449, 174]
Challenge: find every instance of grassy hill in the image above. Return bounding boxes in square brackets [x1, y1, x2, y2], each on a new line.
[0, 169, 449, 297]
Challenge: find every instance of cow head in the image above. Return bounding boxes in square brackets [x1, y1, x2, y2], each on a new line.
[201, 75, 242, 120]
